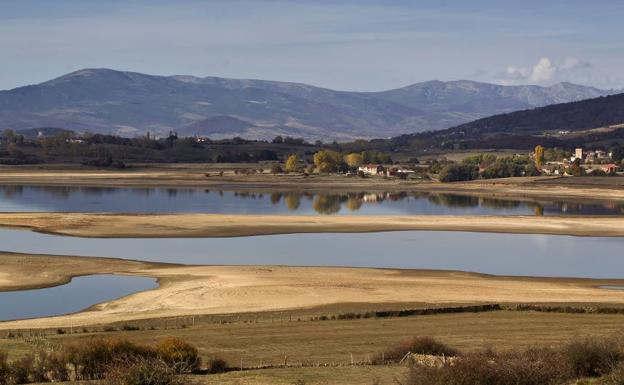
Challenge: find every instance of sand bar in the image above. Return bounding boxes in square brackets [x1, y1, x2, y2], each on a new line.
[2, 253, 624, 329]
[0, 212, 623, 237]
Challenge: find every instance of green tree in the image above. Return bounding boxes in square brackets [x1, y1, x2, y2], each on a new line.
[284, 154, 301, 173]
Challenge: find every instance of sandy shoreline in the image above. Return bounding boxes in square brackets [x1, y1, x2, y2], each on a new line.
[0, 212, 623, 237]
[2, 253, 624, 329]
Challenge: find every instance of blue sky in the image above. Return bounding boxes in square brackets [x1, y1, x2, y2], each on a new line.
[1, 0, 623, 91]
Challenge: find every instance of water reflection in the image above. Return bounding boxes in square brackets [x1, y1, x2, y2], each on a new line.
[0, 185, 623, 216]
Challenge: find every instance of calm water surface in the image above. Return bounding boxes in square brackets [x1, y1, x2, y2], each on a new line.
[0, 274, 157, 321]
[0, 185, 623, 216]
[0, 228, 623, 279]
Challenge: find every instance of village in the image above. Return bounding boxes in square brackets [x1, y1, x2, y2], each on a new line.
[354, 146, 623, 181]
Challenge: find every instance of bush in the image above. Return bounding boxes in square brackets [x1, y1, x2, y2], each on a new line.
[0, 351, 9, 385]
[602, 362, 624, 385]
[406, 348, 573, 385]
[206, 357, 228, 374]
[105, 358, 181, 385]
[155, 338, 200, 373]
[271, 163, 284, 174]
[64, 338, 157, 380]
[10, 355, 33, 384]
[563, 336, 623, 377]
[374, 336, 459, 363]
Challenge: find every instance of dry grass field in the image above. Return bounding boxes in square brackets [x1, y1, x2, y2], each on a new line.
[5, 311, 624, 365]
[5, 310, 624, 384]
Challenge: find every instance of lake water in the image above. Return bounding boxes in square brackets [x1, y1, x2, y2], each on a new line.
[0, 228, 623, 279]
[0, 185, 623, 216]
[0, 274, 157, 321]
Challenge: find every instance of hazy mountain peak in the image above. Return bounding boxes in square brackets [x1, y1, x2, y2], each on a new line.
[0, 68, 618, 141]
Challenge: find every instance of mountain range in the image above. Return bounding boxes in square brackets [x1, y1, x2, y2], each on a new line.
[0, 68, 618, 141]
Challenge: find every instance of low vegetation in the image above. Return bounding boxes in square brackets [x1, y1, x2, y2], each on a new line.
[373, 336, 459, 364]
[0, 337, 209, 385]
[405, 335, 624, 385]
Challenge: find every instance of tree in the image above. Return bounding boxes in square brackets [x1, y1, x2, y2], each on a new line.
[272, 136, 284, 144]
[610, 146, 624, 162]
[284, 154, 301, 173]
[534, 145, 545, 169]
[439, 164, 479, 182]
[2, 129, 16, 143]
[567, 158, 584, 177]
[343, 153, 363, 169]
[313, 150, 343, 173]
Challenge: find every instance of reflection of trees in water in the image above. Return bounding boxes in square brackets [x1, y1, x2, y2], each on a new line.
[345, 197, 363, 211]
[427, 194, 479, 208]
[0, 185, 24, 199]
[479, 198, 521, 209]
[284, 194, 301, 210]
[312, 194, 348, 215]
[270, 193, 282, 205]
[132, 188, 153, 197]
[34, 186, 73, 199]
[534, 205, 544, 216]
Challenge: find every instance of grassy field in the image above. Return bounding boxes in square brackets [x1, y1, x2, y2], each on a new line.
[4, 311, 624, 366]
[192, 366, 408, 385]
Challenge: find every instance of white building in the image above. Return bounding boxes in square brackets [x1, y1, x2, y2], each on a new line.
[358, 164, 385, 176]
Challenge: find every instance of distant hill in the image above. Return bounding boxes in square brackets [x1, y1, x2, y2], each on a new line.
[374, 93, 624, 151]
[448, 93, 624, 136]
[0, 68, 617, 141]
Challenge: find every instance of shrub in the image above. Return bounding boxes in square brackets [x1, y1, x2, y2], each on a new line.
[206, 357, 228, 374]
[563, 336, 623, 377]
[270, 164, 284, 174]
[64, 338, 156, 380]
[155, 338, 200, 373]
[0, 351, 9, 385]
[374, 336, 459, 364]
[10, 355, 33, 384]
[46, 353, 70, 382]
[406, 348, 573, 385]
[602, 362, 624, 385]
[105, 358, 181, 385]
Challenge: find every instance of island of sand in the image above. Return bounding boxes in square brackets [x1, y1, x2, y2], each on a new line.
[2, 252, 624, 329]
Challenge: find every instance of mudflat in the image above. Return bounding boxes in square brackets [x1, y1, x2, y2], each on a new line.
[2, 253, 624, 329]
[0, 212, 623, 237]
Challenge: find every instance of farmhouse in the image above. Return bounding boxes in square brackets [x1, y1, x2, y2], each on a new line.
[358, 164, 385, 176]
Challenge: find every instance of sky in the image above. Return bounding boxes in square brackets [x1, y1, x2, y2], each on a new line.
[1, 0, 623, 91]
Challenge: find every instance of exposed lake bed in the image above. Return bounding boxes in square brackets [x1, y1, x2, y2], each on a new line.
[2, 252, 624, 329]
[1, 177, 624, 326]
